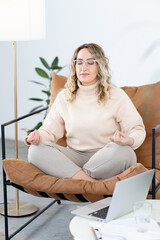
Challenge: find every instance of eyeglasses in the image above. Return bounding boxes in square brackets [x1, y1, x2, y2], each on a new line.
[73, 59, 97, 67]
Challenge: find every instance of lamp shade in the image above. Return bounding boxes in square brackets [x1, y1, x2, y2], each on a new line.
[0, 0, 46, 41]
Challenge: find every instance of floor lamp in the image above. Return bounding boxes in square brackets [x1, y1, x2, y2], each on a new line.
[0, 0, 46, 217]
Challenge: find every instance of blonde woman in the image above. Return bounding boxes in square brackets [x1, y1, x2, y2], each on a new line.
[26, 43, 146, 182]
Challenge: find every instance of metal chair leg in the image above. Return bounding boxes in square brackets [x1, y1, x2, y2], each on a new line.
[2, 170, 9, 240]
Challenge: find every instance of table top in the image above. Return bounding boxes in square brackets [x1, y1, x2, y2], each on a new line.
[69, 200, 160, 240]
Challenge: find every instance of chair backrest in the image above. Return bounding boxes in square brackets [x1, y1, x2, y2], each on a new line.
[49, 71, 160, 170]
[48, 72, 67, 111]
[48, 72, 67, 147]
[121, 82, 160, 170]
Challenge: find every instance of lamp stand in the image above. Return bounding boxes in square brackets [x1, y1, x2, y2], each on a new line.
[0, 41, 38, 217]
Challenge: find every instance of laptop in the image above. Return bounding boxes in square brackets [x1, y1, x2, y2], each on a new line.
[71, 169, 155, 222]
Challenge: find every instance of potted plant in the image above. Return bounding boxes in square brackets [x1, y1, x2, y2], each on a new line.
[28, 56, 65, 131]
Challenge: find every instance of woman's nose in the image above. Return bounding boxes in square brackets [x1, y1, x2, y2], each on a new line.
[81, 61, 88, 70]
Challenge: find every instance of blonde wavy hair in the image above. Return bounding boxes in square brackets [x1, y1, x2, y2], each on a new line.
[65, 43, 112, 104]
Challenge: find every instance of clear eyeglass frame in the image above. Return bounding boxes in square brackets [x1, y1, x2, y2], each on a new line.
[73, 59, 97, 67]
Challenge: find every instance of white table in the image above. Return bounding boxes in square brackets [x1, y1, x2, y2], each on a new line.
[69, 200, 160, 240]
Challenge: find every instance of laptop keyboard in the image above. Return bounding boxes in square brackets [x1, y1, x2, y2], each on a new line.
[88, 206, 109, 219]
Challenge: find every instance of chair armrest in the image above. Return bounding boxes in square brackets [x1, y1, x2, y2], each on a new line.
[1, 107, 47, 128]
[152, 123, 160, 198]
[152, 123, 160, 169]
[1, 107, 47, 160]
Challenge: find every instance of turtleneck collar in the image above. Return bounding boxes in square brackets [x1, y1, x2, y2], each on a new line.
[77, 80, 99, 96]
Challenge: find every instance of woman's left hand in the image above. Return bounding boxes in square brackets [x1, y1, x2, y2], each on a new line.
[109, 130, 134, 146]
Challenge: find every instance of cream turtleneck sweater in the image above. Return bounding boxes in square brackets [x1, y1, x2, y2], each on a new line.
[38, 81, 146, 151]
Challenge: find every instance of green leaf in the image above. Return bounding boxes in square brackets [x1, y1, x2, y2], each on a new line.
[34, 121, 43, 130]
[28, 98, 44, 101]
[29, 105, 44, 113]
[52, 65, 67, 72]
[39, 57, 50, 70]
[28, 80, 47, 87]
[55, 67, 64, 73]
[51, 66, 62, 70]
[35, 68, 49, 79]
[46, 99, 50, 105]
[41, 90, 51, 97]
[51, 57, 59, 68]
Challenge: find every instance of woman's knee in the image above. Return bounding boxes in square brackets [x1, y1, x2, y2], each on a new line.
[106, 144, 137, 169]
[28, 144, 43, 164]
[123, 145, 137, 167]
[104, 143, 137, 165]
[83, 144, 137, 179]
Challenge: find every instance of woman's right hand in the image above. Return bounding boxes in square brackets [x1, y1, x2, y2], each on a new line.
[27, 130, 41, 145]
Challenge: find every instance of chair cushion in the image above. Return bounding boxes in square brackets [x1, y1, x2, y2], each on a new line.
[3, 159, 154, 202]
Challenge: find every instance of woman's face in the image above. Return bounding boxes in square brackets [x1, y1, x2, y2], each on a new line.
[75, 48, 98, 86]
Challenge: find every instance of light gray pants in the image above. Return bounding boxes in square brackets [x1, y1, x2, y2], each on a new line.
[28, 142, 137, 179]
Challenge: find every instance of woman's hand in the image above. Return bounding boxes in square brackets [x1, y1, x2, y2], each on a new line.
[27, 130, 41, 145]
[109, 130, 134, 147]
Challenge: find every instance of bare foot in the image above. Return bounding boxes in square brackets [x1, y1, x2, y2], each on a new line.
[98, 175, 118, 182]
[72, 170, 118, 182]
[72, 170, 98, 182]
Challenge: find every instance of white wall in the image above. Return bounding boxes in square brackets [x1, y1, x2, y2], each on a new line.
[0, 0, 160, 140]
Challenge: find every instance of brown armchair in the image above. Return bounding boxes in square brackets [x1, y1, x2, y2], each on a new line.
[2, 72, 160, 239]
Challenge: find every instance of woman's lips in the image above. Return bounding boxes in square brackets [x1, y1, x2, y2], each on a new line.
[80, 73, 89, 76]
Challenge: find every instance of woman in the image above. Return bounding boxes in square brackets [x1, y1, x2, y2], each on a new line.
[26, 43, 146, 182]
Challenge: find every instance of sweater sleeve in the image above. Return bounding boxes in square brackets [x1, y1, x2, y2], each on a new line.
[115, 89, 146, 150]
[38, 92, 65, 144]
